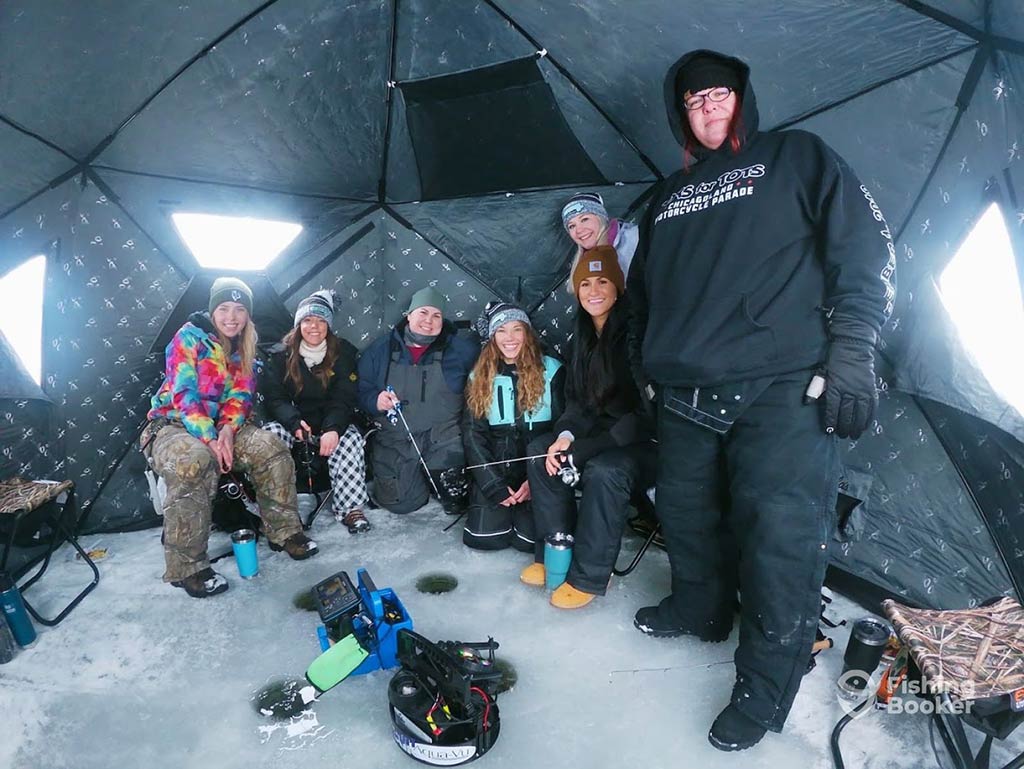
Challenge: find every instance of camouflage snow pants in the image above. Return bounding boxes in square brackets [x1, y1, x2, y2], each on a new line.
[142, 420, 303, 582]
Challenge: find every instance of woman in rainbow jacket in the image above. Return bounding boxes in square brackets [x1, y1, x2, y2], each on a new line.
[142, 277, 317, 599]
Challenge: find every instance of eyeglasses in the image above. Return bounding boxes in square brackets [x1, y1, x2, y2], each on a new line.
[683, 87, 733, 111]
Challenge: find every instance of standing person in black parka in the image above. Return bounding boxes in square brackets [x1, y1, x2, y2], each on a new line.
[628, 50, 896, 750]
[261, 290, 371, 533]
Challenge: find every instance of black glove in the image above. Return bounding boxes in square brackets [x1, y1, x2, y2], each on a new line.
[822, 336, 877, 439]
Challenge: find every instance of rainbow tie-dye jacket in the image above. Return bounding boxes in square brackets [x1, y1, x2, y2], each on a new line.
[148, 312, 255, 443]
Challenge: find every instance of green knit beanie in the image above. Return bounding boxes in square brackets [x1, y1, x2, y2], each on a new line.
[406, 286, 446, 315]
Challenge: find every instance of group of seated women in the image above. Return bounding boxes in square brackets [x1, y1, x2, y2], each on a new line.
[142, 193, 648, 606]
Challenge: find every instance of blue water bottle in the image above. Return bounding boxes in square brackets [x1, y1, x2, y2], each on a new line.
[0, 572, 37, 648]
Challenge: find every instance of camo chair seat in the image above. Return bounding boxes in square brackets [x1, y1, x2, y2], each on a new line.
[0, 476, 99, 627]
[883, 597, 1024, 769]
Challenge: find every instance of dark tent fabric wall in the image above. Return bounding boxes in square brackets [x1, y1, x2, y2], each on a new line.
[0, 1, 1022, 612]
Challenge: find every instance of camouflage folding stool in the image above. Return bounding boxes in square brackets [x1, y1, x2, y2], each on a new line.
[0, 477, 100, 627]
[883, 597, 1024, 769]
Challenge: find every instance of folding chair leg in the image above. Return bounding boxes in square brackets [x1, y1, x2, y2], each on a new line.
[21, 523, 100, 627]
[303, 492, 333, 530]
[613, 523, 660, 577]
[932, 694, 978, 769]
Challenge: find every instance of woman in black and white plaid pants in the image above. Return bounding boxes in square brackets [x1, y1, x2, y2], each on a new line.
[260, 290, 371, 533]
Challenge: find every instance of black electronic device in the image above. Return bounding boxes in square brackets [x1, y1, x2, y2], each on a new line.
[312, 571, 361, 625]
[388, 630, 503, 766]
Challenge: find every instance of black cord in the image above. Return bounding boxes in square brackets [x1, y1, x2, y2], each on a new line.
[831, 699, 874, 769]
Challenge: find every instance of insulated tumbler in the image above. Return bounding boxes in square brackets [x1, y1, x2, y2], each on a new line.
[543, 533, 574, 590]
[0, 571, 37, 648]
[231, 529, 259, 579]
[839, 616, 893, 692]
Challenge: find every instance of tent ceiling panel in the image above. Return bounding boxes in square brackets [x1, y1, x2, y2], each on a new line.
[96, 168, 375, 277]
[0, 122, 74, 217]
[98, 0, 390, 198]
[46, 179, 186, 510]
[395, 0, 535, 80]
[491, 0, 975, 174]
[908, 1, 985, 30]
[392, 1, 652, 192]
[539, 59, 657, 183]
[0, 0, 267, 159]
[793, 48, 972, 236]
[391, 183, 647, 306]
[992, 4, 1024, 43]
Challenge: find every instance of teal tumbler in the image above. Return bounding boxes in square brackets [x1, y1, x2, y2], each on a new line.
[543, 533, 574, 590]
[231, 529, 259, 578]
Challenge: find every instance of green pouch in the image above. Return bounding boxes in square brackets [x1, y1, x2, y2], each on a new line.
[305, 634, 369, 693]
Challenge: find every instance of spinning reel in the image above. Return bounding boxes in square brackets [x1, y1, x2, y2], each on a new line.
[440, 450, 581, 495]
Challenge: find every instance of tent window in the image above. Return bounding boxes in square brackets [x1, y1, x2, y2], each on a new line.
[939, 203, 1024, 416]
[171, 213, 302, 270]
[399, 57, 604, 199]
[0, 255, 46, 384]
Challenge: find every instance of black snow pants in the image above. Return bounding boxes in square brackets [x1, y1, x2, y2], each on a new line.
[526, 432, 657, 594]
[655, 372, 840, 732]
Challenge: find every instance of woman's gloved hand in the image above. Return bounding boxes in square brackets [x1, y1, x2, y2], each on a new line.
[822, 336, 877, 439]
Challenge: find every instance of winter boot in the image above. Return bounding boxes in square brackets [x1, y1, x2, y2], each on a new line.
[550, 582, 596, 609]
[633, 598, 731, 641]
[519, 562, 545, 587]
[430, 469, 468, 516]
[171, 567, 229, 598]
[336, 508, 372, 534]
[708, 704, 767, 751]
[269, 532, 319, 560]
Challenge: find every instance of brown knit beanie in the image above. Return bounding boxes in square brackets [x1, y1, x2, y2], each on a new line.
[571, 245, 625, 295]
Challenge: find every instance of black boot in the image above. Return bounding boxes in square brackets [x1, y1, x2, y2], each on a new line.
[268, 532, 319, 560]
[171, 567, 229, 598]
[430, 469, 468, 516]
[633, 597, 731, 641]
[708, 704, 767, 751]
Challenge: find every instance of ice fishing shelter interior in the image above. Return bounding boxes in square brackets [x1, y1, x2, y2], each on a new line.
[0, 0, 1023, 646]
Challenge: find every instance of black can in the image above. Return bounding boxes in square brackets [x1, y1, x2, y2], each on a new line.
[839, 617, 893, 692]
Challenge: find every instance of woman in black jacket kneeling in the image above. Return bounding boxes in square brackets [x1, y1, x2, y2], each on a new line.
[526, 246, 655, 608]
[261, 290, 371, 533]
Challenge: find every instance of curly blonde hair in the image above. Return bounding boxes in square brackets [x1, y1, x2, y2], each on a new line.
[466, 325, 547, 420]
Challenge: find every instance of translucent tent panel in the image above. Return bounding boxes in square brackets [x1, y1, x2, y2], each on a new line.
[0, 254, 46, 383]
[172, 213, 303, 271]
[939, 203, 1024, 417]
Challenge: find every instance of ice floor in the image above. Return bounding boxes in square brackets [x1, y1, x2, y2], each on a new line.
[3, 498, 1023, 769]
